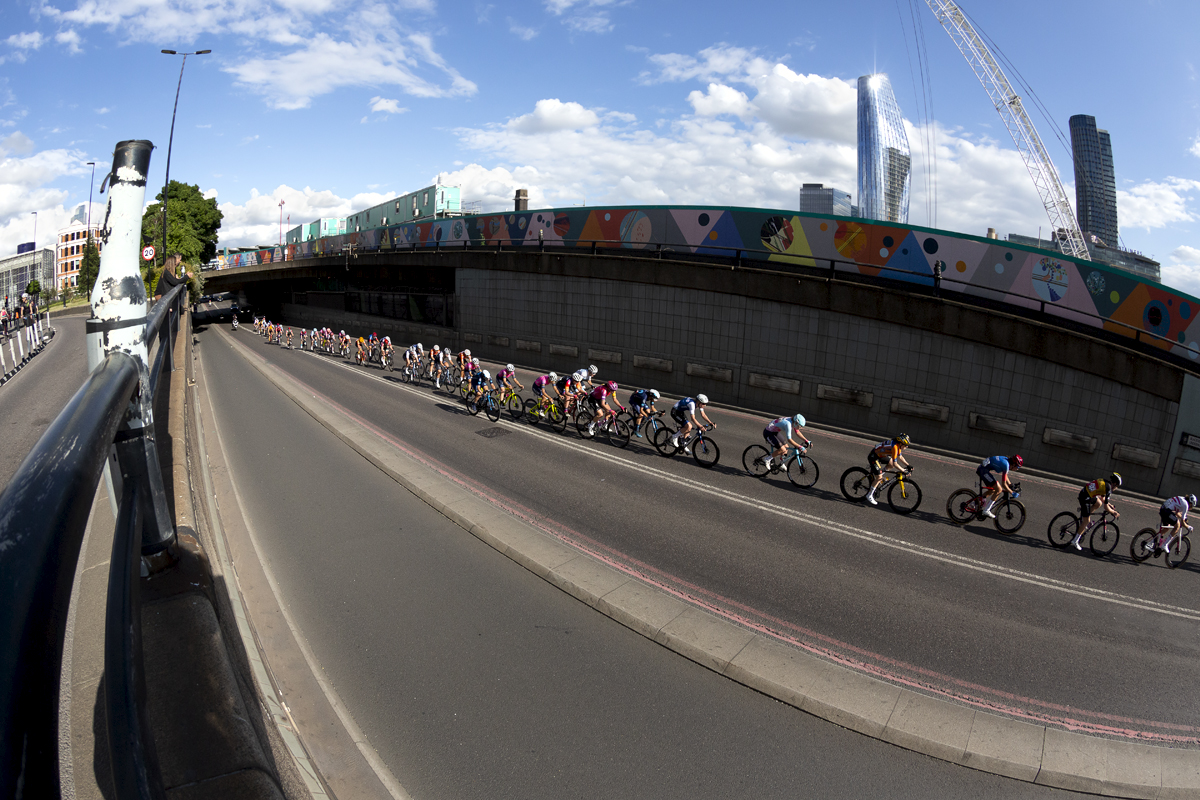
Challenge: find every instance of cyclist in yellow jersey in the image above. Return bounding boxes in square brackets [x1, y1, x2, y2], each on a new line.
[865, 434, 912, 506]
[1073, 473, 1121, 550]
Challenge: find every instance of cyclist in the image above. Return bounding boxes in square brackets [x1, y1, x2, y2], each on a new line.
[865, 434, 913, 506]
[762, 414, 811, 470]
[428, 344, 441, 379]
[669, 394, 713, 455]
[469, 368, 494, 403]
[628, 388, 660, 438]
[1155, 494, 1195, 552]
[586, 380, 621, 435]
[355, 335, 368, 364]
[380, 335, 393, 367]
[285, 327, 294, 348]
[976, 454, 1023, 518]
[496, 363, 523, 397]
[1072, 473, 1122, 550]
[433, 346, 452, 388]
[456, 348, 472, 377]
[531, 371, 559, 416]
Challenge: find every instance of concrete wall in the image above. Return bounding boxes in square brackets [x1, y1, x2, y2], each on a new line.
[1161, 373, 1200, 498]
[450, 268, 1184, 495]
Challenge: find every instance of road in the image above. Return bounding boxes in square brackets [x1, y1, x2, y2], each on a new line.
[0, 315, 90, 492]
[197, 311, 1186, 796]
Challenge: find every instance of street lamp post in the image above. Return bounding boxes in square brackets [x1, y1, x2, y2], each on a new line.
[86, 161, 96, 296]
[159, 48, 210, 282]
[30, 212, 37, 249]
[278, 199, 285, 245]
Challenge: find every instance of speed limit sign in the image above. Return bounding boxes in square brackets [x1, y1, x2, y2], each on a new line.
[142, 245, 156, 262]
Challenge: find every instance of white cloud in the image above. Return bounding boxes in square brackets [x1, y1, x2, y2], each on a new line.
[543, 0, 620, 33]
[213, 184, 394, 247]
[368, 96, 407, 114]
[1, 132, 35, 156]
[506, 99, 600, 133]
[1117, 178, 1200, 232]
[0, 140, 92, 255]
[508, 20, 538, 40]
[55, 29, 82, 54]
[6, 31, 44, 50]
[1166, 246, 1200, 298]
[1190, 135, 1200, 159]
[95, 106, 110, 114]
[687, 84, 750, 119]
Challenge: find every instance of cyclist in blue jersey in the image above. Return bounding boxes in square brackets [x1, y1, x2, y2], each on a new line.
[762, 413, 811, 469]
[469, 368, 493, 403]
[670, 394, 713, 454]
[628, 388, 660, 437]
[976, 454, 1022, 518]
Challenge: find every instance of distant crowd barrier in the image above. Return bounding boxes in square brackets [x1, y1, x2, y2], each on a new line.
[215, 204, 1200, 368]
[0, 140, 185, 799]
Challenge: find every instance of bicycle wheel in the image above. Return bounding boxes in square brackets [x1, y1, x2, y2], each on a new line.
[465, 395, 480, 416]
[945, 489, 978, 525]
[576, 412, 596, 439]
[484, 395, 502, 422]
[1046, 512, 1079, 548]
[523, 397, 542, 426]
[1130, 528, 1157, 563]
[1089, 521, 1120, 557]
[458, 379, 470, 398]
[609, 418, 632, 449]
[652, 426, 677, 457]
[548, 403, 568, 433]
[742, 445, 771, 477]
[887, 478, 922, 514]
[786, 455, 819, 488]
[640, 416, 663, 444]
[840, 467, 872, 501]
[692, 435, 720, 468]
[993, 499, 1026, 535]
[1166, 536, 1191, 569]
[506, 393, 524, 421]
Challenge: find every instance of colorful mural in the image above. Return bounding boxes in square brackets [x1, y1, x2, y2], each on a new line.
[215, 205, 1200, 362]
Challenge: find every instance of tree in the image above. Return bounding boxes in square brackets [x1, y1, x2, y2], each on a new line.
[26, 279, 41, 297]
[80, 234, 100, 298]
[141, 180, 223, 273]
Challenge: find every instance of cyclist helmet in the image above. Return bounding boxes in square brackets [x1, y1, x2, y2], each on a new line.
[605, 380, 618, 391]
[416, 342, 423, 350]
[463, 349, 471, 356]
[650, 389, 660, 400]
[548, 372, 559, 382]
[432, 344, 440, 351]
[1109, 472, 1123, 488]
[341, 330, 346, 335]
[896, 433, 911, 446]
[1188, 494, 1198, 508]
[506, 363, 515, 372]
[1011, 454, 1023, 469]
[696, 393, 709, 405]
[482, 370, 491, 380]
[792, 414, 806, 428]
[472, 358, 480, 366]
[588, 365, 598, 375]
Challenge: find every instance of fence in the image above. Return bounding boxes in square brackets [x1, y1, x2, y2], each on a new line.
[0, 140, 184, 799]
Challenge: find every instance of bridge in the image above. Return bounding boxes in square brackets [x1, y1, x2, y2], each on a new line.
[3, 141, 1200, 800]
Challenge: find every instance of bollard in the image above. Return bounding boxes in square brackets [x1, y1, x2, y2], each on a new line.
[88, 140, 175, 555]
[16, 325, 24, 361]
[0, 333, 6, 376]
[8, 337, 15, 368]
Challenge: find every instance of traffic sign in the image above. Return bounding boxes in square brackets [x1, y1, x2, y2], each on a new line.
[142, 245, 156, 262]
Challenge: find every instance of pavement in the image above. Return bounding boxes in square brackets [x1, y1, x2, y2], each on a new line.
[202, 319, 1200, 799]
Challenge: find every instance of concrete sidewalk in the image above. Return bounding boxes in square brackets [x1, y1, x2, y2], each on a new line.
[58, 309, 313, 799]
[219, 322, 1200, 800]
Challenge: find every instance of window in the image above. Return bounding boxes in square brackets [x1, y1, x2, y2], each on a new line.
[423, 192, 429, 205]
[395, 201, 400, 212]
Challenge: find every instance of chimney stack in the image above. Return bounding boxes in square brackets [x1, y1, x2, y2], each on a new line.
[514, 189, 528, 212]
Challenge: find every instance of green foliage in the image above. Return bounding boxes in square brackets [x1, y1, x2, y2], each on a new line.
[141, 179, 223, 271]
[80, 234, 101, 297]
[25, 279, 41, 296]
[62, 284, 74, 306]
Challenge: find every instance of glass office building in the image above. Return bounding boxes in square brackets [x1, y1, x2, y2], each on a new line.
[799, 183, 853, 216]
[1069, 114, 1119, 248]
[857, 74, 911, 224]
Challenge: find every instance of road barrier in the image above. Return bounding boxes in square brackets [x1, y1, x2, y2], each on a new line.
[0, 140, 185, 799]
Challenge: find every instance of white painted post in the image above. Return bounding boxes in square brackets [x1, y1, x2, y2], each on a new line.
[0, 332, 7, 375]
[8, 337, 15, 367]
[16, 324, 24, 361]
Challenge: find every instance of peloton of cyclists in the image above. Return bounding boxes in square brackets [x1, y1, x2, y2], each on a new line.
[865, 434, 912, 506]
[1074, 473, 1122, 550]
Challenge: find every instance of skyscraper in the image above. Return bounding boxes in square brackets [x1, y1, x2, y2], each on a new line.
[799, 183, 853, 216]
[1069, 114, 1118, 248]
[857, 74, 911, 224]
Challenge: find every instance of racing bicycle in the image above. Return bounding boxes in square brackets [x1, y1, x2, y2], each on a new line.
[1130, 525, 1192, 568]
[945, 481, 1026, 534]
[1046, 510, 1120, 556]
[651, 423, 720, 468]
[840, 466, 922, 514]
[741, 443, 819, 488]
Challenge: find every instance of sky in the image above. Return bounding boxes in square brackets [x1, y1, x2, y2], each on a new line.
[3, 0, 1200, 296]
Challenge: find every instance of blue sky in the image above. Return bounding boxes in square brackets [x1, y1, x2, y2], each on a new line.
[3, 0, 1200, 294]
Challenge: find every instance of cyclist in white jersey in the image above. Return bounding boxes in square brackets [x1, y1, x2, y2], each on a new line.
[1157, 494, 1196, 550]
[762, 414, 811, 469]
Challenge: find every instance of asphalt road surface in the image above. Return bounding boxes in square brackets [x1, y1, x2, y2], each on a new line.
[199, 312, 1156, 797]
[0, 315, 90, 493]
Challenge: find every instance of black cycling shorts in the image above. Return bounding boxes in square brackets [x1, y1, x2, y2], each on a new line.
[671, 407, 687, 426]
[1160, 507, 1181, 528]
[764, 429, 784, 449]
[868, 452, 885, 477]
[1078, 489, 1102, 519]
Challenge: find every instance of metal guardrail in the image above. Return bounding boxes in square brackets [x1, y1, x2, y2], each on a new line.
[239, 233, 1200, 371]
[0, 140, 182, 799]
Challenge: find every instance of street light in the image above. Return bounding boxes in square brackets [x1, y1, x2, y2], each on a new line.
[278, 199, 285, 245]
[30, 212, 37, 249]
[160, 48, 211, 282]
[86, 161, 96, 296]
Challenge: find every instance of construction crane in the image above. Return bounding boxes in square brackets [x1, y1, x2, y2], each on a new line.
[924, 0, 1090, 261]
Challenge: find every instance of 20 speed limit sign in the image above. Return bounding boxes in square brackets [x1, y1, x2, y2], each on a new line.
[142, 245, 156, 262]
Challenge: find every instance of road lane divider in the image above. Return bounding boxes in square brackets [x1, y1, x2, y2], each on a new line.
[215, 328, 1200, 795]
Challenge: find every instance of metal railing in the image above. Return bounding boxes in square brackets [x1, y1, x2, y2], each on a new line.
[0, 140, 183, 799]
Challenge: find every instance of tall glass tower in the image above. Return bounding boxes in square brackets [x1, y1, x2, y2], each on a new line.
[857, 73, 911, 224]
[1069, 114, 1118, 247]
